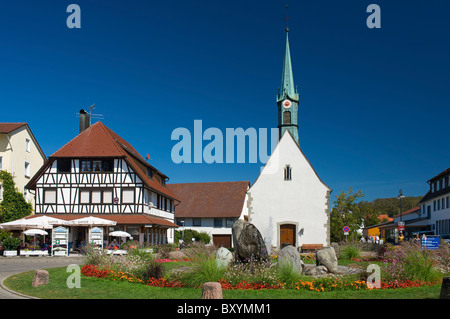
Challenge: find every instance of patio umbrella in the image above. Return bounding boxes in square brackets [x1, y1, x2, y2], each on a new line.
[69, 216, 117, 226]
[23, 229, 49, 235]
[109, 231, 131, 238]
[0, 218, 49, 230]
[25, 215, 69, 228]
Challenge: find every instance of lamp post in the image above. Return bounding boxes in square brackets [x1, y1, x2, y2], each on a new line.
[398, 189, 405, 221]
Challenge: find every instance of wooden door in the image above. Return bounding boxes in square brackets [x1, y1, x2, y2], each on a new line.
[213, 235, 232, 248]
[280, 224, 296, 248]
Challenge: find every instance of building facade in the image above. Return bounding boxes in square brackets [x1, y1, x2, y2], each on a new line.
[247, 28, 331, 250]
[168, 181, 249, 248]
[418, 168, 450, 238]
[0, 123, 46, 208]
[25, 113, 179, 247]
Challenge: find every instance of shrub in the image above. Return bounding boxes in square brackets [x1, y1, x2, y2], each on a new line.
[175, 229, 211, 244]
[178, 243, 225, 288]
[339, 245, 360, 260]
[277, 259, 302, 287]
[2, 235, 21, 250]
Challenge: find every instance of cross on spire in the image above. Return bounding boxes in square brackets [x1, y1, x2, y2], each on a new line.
[285, 4, 290, 31]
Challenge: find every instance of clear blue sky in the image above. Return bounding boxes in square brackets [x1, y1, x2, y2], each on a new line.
[1, 1, 449, 202]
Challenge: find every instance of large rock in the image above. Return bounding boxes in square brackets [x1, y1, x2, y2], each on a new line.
[232, 220, 268, 261]
[316, 247, 338, 273]
[32, 269, 49, 287]
[216, 247, 233, 268]
[278, 245, 304, 274]
[440, 277, 450, 299]
[304, 265, 328, 277]
[202, 282, 223, 299]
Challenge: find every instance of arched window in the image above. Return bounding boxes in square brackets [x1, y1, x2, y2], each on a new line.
[283, 111, 291, 124]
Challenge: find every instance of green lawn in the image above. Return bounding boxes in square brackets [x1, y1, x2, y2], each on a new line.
[3, 267, 442, 299]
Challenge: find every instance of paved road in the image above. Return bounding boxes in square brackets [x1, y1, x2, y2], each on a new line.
[0, 256, 84, 299]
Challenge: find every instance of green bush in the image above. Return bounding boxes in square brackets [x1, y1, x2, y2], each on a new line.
[2, 235, 21, 250]
[175, 229, 211, 244]
[276, 259, 301, 287]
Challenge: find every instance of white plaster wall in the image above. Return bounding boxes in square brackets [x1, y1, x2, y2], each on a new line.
[248, 132, 330, 248]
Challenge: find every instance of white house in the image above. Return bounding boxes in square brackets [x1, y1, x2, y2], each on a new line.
[0, 123, 46, 208]
[168, 181, 249, 248]
[247, 28, 331, 250]
[418, 168, 450, 238]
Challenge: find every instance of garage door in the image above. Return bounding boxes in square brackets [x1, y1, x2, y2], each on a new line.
[213, 235, 232, 248]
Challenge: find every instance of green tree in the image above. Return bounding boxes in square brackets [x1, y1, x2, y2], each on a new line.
[0, 170, 32, 223]
[330, 187, 364, 242]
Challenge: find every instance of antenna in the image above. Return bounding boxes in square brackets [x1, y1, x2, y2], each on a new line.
[75, 103, 104, 124]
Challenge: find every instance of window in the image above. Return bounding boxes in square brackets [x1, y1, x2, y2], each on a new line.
[44, 189, 56, 204]
[122, 189, 134, 204]
[103, 190, 113, 203]
[434, 200, 436, 211]
[103, 159, 114, 172]
[91, 190, 102, 204]
[176, 218, 185, 227]
[24, 187, 30, 202]
[92, 161, 102, 172]
[0, 156, 2, 170]
[57, 159, 71, 173]
[214, 218, 223, 228]
[226, 218, 236, 227]
[283, 111, 291, 124]
[284, 165, 292, 181]
[193, 218, 201, 227]
[81, 160, 91, 172]
[24, 161, 30, 178]
[25, 138, 30, 152]
[147, 168, 153, 179]
[80, 190, 90, 204]
[447, 196, 449, 209]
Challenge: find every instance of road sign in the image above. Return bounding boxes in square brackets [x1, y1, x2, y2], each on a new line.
[343, 226, 350, 233]
[398, 221, 405, 231]
[421, 237, 440, 250]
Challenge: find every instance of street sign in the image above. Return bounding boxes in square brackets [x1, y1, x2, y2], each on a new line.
[398, 221, 405, 231]
[343, 226, 350, 233]
[421, 236, 440, 250]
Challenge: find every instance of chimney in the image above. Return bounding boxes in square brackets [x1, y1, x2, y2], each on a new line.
[79, 109, 90, 133]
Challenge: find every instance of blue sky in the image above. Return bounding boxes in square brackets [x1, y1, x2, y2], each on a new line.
[1, 1, 449, 202]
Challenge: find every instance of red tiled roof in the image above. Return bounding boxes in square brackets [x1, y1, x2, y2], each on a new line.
[168, 181, 249, 218]
[0, 123, 27, 134]
[27, 121, 178, 200]
[26, 214, 178, 228]
[393, 206, 420, 218]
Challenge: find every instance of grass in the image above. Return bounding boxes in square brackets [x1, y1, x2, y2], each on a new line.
[3, 266, 442, 299]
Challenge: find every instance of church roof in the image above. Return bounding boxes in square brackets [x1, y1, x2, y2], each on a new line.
[168, 181, 249, 218]
[26, 121, 178, 201]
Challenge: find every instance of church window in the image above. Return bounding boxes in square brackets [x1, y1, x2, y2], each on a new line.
[283, 111, 291, 124]
[284, 165, 292, 181]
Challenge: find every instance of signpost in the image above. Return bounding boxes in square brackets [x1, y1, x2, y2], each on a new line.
[343, 226, 350, 242]
[398, 221, 405, 232]
[52, 226, 68, 256]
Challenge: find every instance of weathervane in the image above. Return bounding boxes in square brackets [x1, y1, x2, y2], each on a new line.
[285, 3, 290, 31]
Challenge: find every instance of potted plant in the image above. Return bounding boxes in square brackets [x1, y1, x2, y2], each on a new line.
[2, 236, 21, 256]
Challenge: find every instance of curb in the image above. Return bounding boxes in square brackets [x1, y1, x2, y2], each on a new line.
[0, 274, 40, 299]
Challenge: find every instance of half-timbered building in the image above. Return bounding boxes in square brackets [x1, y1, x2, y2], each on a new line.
[25, 113, 179, 248]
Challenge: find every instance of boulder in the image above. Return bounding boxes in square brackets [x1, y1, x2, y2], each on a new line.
[216, 247, 233, 268]
[232, 220, 268, 261]
[32, 269, 49, 287]
[202, 282, 223, 299]
[304, 265, 328, 277]
[316, 247, 338, 273]
[278, 245, 304, 274]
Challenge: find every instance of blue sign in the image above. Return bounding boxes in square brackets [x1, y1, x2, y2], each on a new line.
[421, 237, 440, 250]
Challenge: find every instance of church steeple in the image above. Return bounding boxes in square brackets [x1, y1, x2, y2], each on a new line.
[277, 28, 299, 145]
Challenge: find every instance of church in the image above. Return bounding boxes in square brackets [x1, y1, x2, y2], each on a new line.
[247, 28, 331, 250]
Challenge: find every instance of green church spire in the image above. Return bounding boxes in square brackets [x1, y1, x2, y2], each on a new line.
[277, 28, 300, 145]
[277, 28, 299, 103]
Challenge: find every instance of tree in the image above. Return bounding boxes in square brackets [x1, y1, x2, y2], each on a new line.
[0, 170, 32, 223]
[330, 187, 364, 242]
